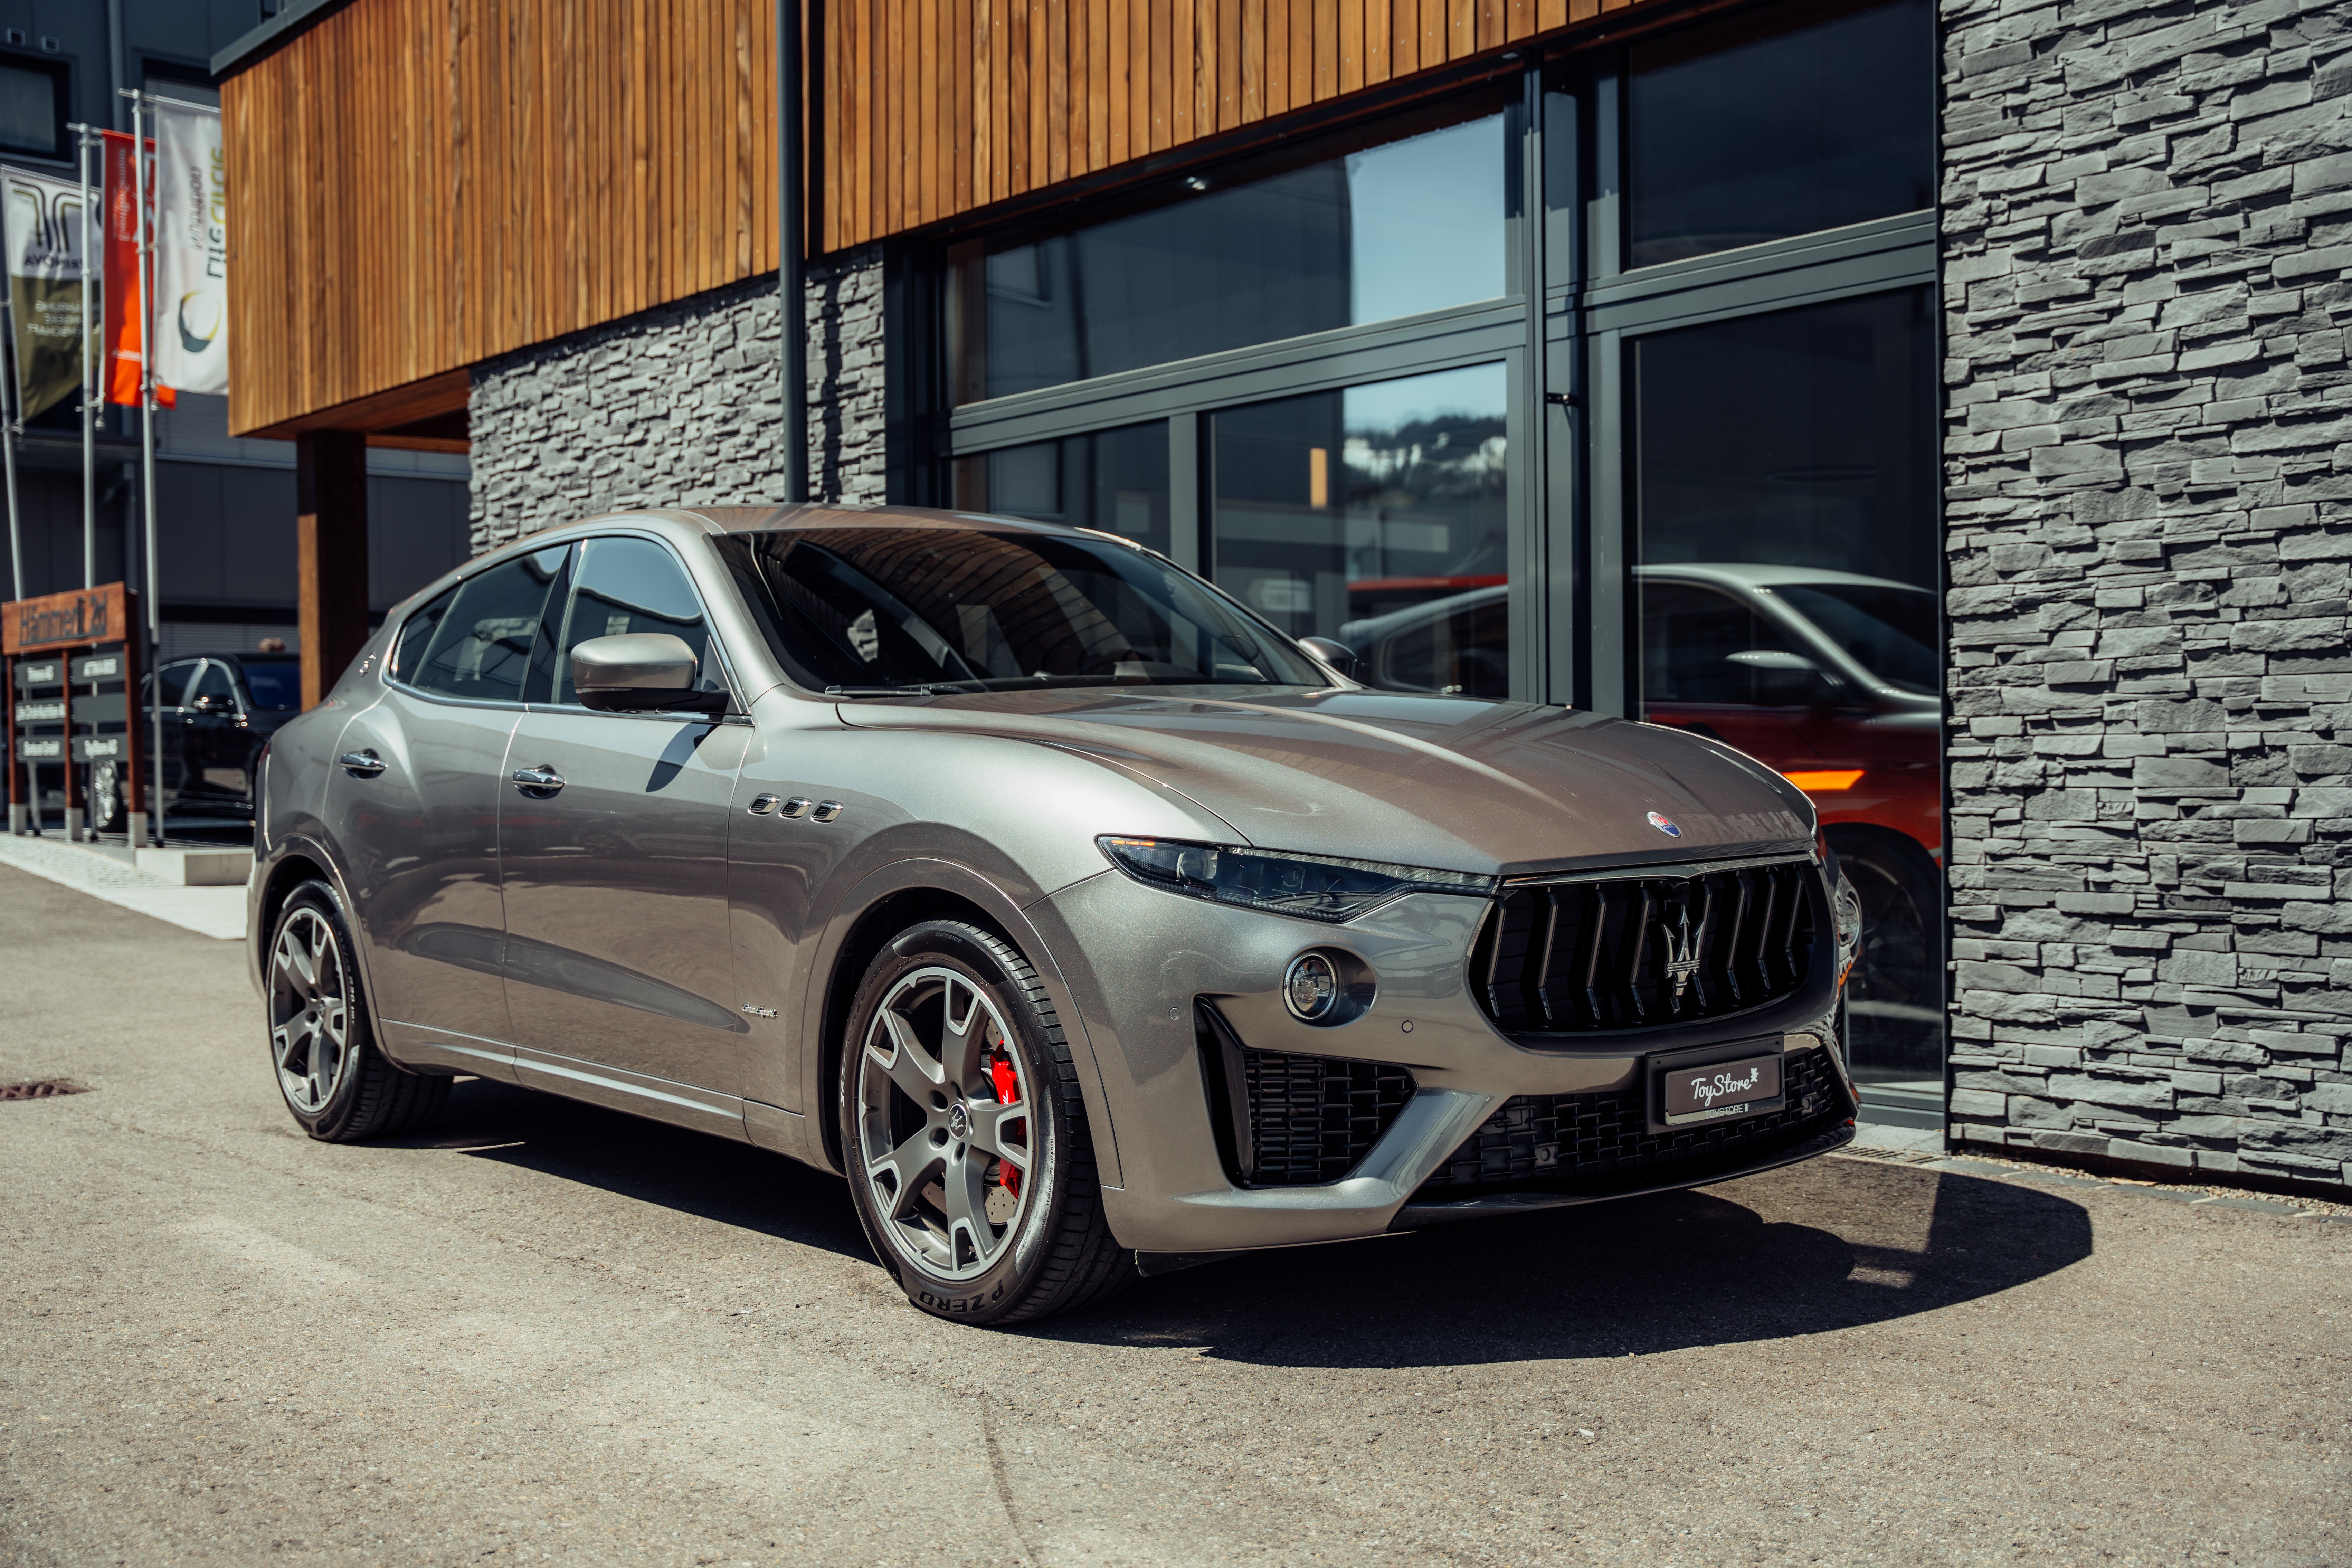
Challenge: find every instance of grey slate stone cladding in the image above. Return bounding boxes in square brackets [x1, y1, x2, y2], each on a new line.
[467, 246, 885, 552]
[1941, 0, 2352, 1185]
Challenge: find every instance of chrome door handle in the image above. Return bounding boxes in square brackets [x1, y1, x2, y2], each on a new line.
[338, 750, 386, 777]
[511, 764, 566, 796]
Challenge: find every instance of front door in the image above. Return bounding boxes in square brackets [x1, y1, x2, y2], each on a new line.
[328, 544, 569, 1075]
[498, 535, 749, 1120]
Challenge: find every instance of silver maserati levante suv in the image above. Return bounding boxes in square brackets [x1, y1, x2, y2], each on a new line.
[250, 506, 1865, 1323]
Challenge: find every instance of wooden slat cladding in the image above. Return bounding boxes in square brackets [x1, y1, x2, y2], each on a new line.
[819, 0, 1659, 251]
[227, 0, 1665, 436]
[224, 0, 780, 438]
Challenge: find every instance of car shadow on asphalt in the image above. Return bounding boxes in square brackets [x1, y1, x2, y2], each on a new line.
[394, 1084, 2091, 1364]
[400, 1076, 875, 1264]
[1041, 1162, 2096, 1368]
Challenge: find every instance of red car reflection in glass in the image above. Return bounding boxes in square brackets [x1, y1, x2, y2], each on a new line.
[1341, 565, 1942, 1079]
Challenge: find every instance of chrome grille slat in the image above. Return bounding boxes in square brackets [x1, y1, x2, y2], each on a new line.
[1468, 858, 1818, 1034]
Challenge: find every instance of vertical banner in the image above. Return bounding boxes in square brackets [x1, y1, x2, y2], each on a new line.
[100, 131, 171, 410]
[149, 101, 226, 397]
[0, 164, 87, 420]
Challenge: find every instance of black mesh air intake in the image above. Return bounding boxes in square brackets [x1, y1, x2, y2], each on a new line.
[1196, 1004, 1416, 1188]
[1416, 1044, 1843, 1198]
[1468, 858, 1817, 1034]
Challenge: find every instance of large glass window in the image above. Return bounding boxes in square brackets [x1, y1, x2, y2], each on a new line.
[1212, 363, 1509, 692]
[953, 111, 1508, 403]
[956, 422, 1171, 555]
[1633, 287, 1940, 1096]
[1626, 0, 1932, 268]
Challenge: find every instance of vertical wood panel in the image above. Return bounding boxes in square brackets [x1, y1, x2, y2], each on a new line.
[228, 0, 1669, 435]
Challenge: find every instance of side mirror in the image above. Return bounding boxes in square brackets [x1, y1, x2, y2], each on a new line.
[1726, 648, 1843, 707]
[1298, 635, 1359, 677]
[570, 633, 727, 714]
[192, 693, 235, 714]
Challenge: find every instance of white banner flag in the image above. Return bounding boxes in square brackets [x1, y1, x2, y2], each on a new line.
[151, 99, 226, 396]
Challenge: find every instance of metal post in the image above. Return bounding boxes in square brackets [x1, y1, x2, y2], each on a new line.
[2, 280, 20, 605]
[130, 91, 163, 846]
[76, 124, 95, 589]
[777, 0, 807, 504]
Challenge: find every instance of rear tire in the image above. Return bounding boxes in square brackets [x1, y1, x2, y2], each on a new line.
[837, 919, 1132, 1325]
[87, 761, 124, 833]
[264, 880, 448, 1142]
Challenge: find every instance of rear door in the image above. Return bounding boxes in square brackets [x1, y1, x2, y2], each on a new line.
[326, 544, 569, 1076]
[498, 534, 750, 1127]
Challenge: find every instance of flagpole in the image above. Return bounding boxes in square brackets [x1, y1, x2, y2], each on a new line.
[1, 265, 19, 605]
[130, 91, 162, 849]
[75, 124, 95, 589]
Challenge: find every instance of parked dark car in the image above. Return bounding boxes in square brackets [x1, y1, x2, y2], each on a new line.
[87, 653, 303, 830]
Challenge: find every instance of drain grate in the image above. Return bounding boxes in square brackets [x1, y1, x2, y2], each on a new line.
[0, 1080, 89, 1101]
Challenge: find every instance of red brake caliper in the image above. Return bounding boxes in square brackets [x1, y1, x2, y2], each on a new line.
[987, 1042, 1022, 1198]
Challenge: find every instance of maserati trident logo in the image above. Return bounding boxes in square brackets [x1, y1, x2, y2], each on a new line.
[1661, 902, 1704, 1000]
[1647, 810, 1681, 837]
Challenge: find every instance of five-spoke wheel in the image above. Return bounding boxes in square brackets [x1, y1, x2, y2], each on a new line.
[263, 881, 447, 1141]
[838, 920, 1131, 1324]
[270, 906, 353, 1114]
[855, 966, 1035, 1280]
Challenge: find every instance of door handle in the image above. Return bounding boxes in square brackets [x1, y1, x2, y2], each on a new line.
[511, 764, 566, 796]
[338, 750, 386, 777]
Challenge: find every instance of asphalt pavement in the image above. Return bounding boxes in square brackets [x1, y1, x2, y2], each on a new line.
[2, 862, 2347, 1567]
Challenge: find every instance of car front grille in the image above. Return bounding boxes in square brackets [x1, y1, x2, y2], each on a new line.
[1468, 858, 1818, 1034]
[1196, 1005, 1416, 1187]
[1415, 1043, 1843, 1199]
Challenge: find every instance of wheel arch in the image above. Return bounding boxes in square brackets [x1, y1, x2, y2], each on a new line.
[802, 861, 1122, 1190]
[249, 836, 377, 1017]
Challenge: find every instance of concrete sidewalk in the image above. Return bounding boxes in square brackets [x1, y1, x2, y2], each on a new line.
[2, 863, 2346, 1567]
[0, 831, 247, 940]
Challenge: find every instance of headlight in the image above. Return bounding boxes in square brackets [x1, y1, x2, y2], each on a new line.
[1098, 836, 1492, 922]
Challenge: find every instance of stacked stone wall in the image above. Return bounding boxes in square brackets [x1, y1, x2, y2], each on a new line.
[468, 247, 885, 552]
[1941, 0, 2352, 1184]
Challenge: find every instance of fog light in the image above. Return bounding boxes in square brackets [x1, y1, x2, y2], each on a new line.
[1283, 952, 1339, 1022]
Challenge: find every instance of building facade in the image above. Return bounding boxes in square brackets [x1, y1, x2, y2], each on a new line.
[216, 0, 2352, 1189]
[0, 0, 470, 667]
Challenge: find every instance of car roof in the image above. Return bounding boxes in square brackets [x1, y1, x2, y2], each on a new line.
[674, 503, 1107, 541]
[1635, 562, 1933, 595]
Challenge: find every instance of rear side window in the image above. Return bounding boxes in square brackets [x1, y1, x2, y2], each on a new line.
[239, 661, 301, 710]
[154, 661, 198, 709]
[396, 547, 567, 703]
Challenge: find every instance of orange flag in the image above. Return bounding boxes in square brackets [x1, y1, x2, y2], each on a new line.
[100, 130, 173, 409]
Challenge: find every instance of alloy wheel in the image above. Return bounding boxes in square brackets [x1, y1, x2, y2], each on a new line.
[269, 908, 352, 1114]
[854, 966, 1035, 1281]
[88, 761, 119, 829]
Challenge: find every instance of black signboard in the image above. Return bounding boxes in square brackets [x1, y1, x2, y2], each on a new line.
[69, 652, 125, 683]
[14, 658, 63, 689]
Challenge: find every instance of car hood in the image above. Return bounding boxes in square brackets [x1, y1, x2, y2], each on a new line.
[835, 687, 1815, 876]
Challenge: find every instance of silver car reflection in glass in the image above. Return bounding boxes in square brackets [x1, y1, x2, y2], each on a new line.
[249, 507, 1865, 1324]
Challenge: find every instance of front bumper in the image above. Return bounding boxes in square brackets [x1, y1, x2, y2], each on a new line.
[1028, 868, 1858, 1258]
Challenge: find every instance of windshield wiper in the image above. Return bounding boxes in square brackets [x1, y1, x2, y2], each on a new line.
[824, 682, 985, 698]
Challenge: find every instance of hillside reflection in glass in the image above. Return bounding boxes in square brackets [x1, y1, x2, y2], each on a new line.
[1214, 362, 1509, 697]
[952, 113, 1505, 402]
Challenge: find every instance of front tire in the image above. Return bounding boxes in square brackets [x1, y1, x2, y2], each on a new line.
[265, 880, 447, 1141]
[87, 761, 124, 833]
[837, 919, 1131, 1325]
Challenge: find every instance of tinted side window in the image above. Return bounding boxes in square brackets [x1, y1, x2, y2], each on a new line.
[1641, 582, 1802, 706]
[154, 661, 198, 709]
[189, 663, 236, 706]
[239, 661, 301, 710]
[550, 537, 725, 705]
[405, 548, 567, 703]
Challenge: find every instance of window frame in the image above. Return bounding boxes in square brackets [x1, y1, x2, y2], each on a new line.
[0, 51, 69, 164]
[523, 530, 749, 720]
[385, 546, 574, 713]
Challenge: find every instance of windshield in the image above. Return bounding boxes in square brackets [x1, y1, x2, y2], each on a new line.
[238, 659, 302, 710]
[716, 526, 1333, 693]
[1770, 583, 1937, 695]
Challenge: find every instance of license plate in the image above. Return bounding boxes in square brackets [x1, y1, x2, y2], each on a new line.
[1659, 1051, 1783, 1127]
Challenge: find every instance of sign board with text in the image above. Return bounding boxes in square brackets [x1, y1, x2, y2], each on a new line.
[4, 585, 130, 656]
